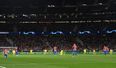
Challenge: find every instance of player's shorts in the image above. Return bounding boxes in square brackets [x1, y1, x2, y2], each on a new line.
[72, 50, 78, 55]
[54, 51, 57, 55]
[4, 54, 8, 58]
[16, 52, 18, 55]
[104, 50, 108, 54]
[73, 50, 77, 52]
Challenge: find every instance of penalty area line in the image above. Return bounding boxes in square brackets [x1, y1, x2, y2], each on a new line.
[0, 66, 6, 68]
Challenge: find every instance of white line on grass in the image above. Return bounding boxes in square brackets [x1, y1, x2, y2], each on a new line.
[0, 66, 6, 68]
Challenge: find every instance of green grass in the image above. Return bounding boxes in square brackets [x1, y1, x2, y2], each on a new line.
[0, 54, 116, 68]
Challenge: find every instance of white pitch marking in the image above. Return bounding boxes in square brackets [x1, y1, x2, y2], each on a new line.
[0, 66, 6, 68]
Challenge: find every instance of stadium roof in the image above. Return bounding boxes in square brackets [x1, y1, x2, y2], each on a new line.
[0, 0, 116, 23]
[0, 0, 116, 8]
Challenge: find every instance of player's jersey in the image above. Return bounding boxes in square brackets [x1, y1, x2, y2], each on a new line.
[110, 49, 113, 52]
[44, 49, 47, 52]
[53, 46, 57, 51]
[60, 50, 63, 55]
[12, 50, 16, 55]
[93, 50, 96, 52]
[30, 50, 33, 52]
[30, 49, 33, 54]
[4, 49, 8, 55]
[84, 49, 86, 52]
[103, 46, 109, 51]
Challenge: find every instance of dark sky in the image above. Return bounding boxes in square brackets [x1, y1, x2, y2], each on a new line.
[0, 0, 48, 7]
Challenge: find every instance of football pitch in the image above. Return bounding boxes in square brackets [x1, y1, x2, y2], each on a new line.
[0, 55, 116, 68]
